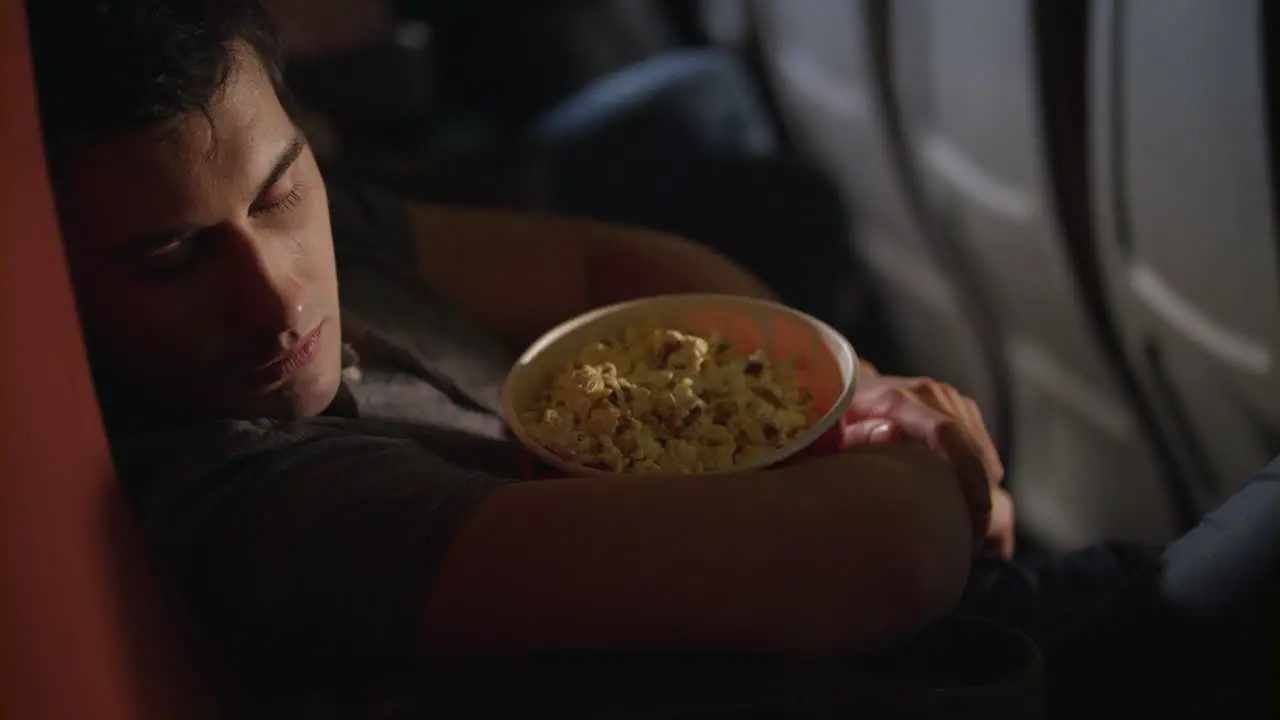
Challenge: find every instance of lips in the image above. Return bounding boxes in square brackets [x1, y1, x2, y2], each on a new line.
[245, 323, 323, 387]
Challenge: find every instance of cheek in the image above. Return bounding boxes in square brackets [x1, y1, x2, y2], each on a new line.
[292, 200, 338, 290]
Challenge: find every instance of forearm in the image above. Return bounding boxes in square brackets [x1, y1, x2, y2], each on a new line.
[583, 229, 778, 307]
[407, 203, 778, 348]
[421, 444, 972, 657]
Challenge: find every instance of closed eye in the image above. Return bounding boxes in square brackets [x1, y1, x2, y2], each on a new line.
[134, 233, 202, 278]
[251, 186, 303, 217]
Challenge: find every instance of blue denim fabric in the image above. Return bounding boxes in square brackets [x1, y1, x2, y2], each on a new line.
[1158, 455, 1279, 716]
[961, 458, 1279, 717]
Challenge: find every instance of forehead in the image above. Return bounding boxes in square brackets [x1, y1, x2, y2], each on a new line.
[56, 46, 294, 246]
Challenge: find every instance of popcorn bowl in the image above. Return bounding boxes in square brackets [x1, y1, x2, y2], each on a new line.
[502, 294, 860, 479]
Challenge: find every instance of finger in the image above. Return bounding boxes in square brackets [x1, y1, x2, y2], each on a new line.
[846, 375, 945, 424]
[851, 387, 983, 480]
[935, 422, 993, 550]
[916, 380, 1002, 490]
[962, 392, 1008, 481]
[848, 387, 992, 545]
[858, 358, 882, 381]
[840, 418, 902, 450]
[963, 398, 1005, 486]
[846, 385, 938, 432]
[906, 379, 981, 440]
[843, 374, 893, 425]
[901, 377, 964, 418]
[984, 488, 1016, 558]
[956, 393, 981, 429]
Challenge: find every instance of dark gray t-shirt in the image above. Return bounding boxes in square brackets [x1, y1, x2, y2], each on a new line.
[109, 182, 524, 687]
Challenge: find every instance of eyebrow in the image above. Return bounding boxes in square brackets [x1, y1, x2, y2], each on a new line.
[120, 133, 307, 255]
[254, 133, 306, 201]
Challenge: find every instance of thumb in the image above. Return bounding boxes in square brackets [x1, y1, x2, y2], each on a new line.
[840, 418, 902, 450]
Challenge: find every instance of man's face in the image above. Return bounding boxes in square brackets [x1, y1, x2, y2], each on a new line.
[57, 46, 342, 421]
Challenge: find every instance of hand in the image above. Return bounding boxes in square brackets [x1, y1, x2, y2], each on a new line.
[840, 363, 1005, 554]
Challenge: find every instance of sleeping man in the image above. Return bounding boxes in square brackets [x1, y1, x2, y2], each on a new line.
[26, 1, 1272, 716]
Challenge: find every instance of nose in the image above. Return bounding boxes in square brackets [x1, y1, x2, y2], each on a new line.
[222, 225, 307, 348]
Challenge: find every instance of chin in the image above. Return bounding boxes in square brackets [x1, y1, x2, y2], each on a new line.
[290, 371, 341, 418]
[289, 338, 344, 418]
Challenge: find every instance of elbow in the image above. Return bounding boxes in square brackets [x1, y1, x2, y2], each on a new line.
[887, 523, 972, 638]
[824, 534, 969, 656]
[873, 472, 974, 644]
[879, 447, 974, 638]
[777, 540, 970, 658]
[828, 537, 970, 656]
[798, 456, 974, 654]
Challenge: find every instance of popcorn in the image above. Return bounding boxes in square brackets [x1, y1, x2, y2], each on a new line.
[521, 322, 814, 475]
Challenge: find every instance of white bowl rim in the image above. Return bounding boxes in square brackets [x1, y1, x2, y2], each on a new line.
[501, 293, 860, 476]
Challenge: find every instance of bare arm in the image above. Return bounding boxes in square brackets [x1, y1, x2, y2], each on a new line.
[405, 203, 887, 378]
[422, 444, 972, 657]
[407, 204, 777, 347]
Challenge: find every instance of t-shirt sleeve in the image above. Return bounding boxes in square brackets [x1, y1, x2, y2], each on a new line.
[326, 177, 419, 269]
[112, 419, 515, 685]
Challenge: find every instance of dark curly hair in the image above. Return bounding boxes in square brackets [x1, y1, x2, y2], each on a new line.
[26, 0, 284, 171]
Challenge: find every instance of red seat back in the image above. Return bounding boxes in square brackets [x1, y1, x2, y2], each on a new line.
[1, 4, 212, 718]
